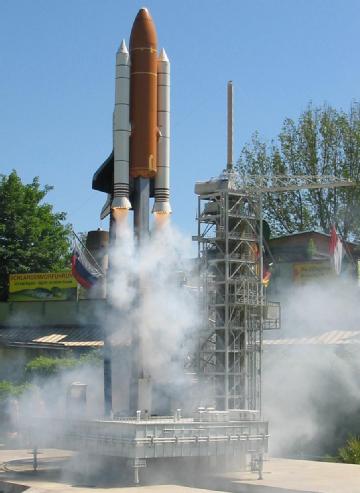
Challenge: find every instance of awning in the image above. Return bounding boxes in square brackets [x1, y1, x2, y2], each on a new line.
[0, 326, 104, 349]
[264, 330, 360, 346]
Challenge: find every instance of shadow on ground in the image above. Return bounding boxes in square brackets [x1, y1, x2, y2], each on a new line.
[0, 455, 315, 493]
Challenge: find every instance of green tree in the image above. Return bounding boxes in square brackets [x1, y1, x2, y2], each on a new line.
[24, 352, 102, 380]
[339, 436, 360, 464]
[0, 171, 72, 300]
[237, 103, 360, 240]
[0, 381, 29, 401]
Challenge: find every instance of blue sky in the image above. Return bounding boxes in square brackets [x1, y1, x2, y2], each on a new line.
[1, 0, 359, 238]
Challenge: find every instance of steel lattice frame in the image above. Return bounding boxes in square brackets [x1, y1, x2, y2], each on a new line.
[195, 185, 270, 411]
[193, 171, 350, 412]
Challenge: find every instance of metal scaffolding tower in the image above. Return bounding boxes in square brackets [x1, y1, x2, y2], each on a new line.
[194, 173, 279, 411]
[194, 171, 352, 412]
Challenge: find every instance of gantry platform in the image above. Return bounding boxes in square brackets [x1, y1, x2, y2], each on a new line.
[26, 408, 268, 483]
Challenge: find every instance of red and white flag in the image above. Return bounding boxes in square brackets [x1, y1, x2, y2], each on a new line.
[329, 225, 344, 275]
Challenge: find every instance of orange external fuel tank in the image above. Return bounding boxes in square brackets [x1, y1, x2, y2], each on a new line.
[129, 8, 158, 179]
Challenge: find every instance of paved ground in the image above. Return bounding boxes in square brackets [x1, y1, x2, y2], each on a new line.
[0, 449, 359, 493]
[220, 458, 360, 492]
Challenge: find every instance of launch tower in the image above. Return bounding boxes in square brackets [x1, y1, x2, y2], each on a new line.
[194, 82, 280, 411]
[194, 174, 281, 411]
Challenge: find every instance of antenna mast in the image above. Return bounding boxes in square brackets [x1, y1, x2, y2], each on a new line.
[227, 80, 234, 171]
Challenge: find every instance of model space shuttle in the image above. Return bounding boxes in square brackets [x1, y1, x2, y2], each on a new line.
[92, 7, 171, 222]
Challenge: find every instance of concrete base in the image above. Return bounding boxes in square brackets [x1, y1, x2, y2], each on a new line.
[0, 450, 359, 493]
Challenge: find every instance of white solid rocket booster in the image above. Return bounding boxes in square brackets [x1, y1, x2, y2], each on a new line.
[153, 48, 171, 214]
[113, 40, 131, 210]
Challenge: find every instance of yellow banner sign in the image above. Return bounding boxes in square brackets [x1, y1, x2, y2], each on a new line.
[9, 272, 77, 301]
[293, 261, 332, 284]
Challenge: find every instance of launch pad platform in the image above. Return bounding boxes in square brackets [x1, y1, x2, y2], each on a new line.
[28, 409, 268, 483]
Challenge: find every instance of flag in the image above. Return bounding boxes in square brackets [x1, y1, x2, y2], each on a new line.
[71, 244, 102, 289]
[329, 225, 344, 275]
[262, 269, 271, 288]
[262, 266, 271, 288]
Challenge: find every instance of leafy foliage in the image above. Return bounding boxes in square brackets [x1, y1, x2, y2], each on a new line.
[25, 356, 78, 378]
[237, 103, 360, 240]
[0, 170, 72, 299]
[78, 351, 103, 367]
[0, 380, 29, 401]
[24, 352, 102, 380]
[339, 435, 360, 464]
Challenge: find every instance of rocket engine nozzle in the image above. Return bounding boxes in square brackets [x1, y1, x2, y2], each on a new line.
[112, 197, 132, 210]
[153, 201, 172, 214]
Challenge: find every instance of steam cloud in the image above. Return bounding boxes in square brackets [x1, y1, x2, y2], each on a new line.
[12, 214, 360, 463]
[263, 275, 360, 457]
[106, 213, 200, 414]
[6, 215, 199, 432]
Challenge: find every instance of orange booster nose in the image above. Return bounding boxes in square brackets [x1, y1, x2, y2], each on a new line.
[129, 8, 158, 179]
